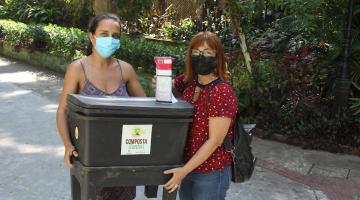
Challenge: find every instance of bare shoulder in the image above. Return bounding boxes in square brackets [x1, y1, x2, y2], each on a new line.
[117, 59, 137, 79]
[66, 59, 83, 76]
[118, 59, 135, 72]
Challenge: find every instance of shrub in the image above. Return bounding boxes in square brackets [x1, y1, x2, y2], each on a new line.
[0, 0, 93, 29]
[43, 24, 87, 58]
[0, 20, 28, 49]
[0, 19, 187, 72]
[0, 0, 63, 24]
[0, 20, 50, 51]
[257, 95, 360, 153]
[25, 25, 50, 51]
[118, 36, 186, 74]
[160, 18, 197, 42]
[0, 20, 87, 58]
[113, 0, 154, 21]
[228, 59, 288, 122]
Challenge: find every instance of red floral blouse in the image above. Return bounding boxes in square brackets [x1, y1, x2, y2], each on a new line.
[174, 75, 238, 173]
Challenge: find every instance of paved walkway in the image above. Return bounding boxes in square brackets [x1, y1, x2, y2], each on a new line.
[0, 56, 359, 200]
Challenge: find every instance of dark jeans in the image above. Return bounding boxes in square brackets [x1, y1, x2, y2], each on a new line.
[179, 166, 231, 200]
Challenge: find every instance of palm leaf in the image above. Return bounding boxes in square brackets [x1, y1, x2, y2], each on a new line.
[349, 97, 360, 115]
[353, 82, 360, 90]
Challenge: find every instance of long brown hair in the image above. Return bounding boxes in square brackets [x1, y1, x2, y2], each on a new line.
[184, 31, 228, 82]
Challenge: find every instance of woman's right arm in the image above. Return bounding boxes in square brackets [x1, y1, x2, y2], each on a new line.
[56, 61, 81, 168]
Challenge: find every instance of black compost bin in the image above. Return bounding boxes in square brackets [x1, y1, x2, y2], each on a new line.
[66, 94, 193, 200]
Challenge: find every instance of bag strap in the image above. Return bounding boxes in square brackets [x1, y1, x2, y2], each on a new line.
[204, 79, 236, 151]
[223, 114, 236, 151]
[206, 78, 223, 104]
[224, 112, 251, 151]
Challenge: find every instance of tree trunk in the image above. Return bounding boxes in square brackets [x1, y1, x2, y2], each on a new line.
[332, 0, 354, 116]
[157, 0, 167, 14]
[239, 29, 252, 73]
[224, 0, 252, 73]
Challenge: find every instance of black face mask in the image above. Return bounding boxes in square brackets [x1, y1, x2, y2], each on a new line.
[190, 55, 216, 75]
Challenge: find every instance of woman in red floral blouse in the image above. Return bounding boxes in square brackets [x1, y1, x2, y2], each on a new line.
[163, 31, 238, 200]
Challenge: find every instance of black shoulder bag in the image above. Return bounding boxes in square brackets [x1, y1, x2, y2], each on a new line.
[208, 79, 257, 183]
[223, 112, 257, 182]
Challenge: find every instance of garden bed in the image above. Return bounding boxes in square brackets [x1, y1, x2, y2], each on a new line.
[0, 44, 69, 72]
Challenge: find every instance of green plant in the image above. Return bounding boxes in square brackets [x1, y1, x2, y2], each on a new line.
[118, 35, 186, 74]
[0, 19, 187, 74]
[349, 5, 360, 83]
[350, 97, 360, 116]
[0, 0, 64, 24]
[0, 20, 28, 49]
[43, 24, 87, 58]
[350, 82, 360, 116]
[63, 0, 93, 28]
[0, 19, 87, 58]
[25, 25, 49, 51]
[137, 68, 155, 96]
[258, 95, 360, 153]
[0, 23, 4, 40]
[0, 0, 93, 29]
[229, 59, 287, 122]
[112, 0, 154, 21]
[160, 18, 197, 41]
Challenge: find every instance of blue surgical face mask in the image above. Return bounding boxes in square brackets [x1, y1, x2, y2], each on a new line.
[94, 37, 120, 58]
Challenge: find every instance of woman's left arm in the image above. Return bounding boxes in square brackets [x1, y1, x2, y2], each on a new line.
[123, 62, 146, 97]
[164, 117, 231, 192]
[164, 84, 238, 192]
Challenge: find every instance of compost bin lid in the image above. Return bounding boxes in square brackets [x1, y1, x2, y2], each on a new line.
[67, 94, 193, 117]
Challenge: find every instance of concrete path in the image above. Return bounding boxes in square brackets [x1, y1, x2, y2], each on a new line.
[0, 56, 359, 200]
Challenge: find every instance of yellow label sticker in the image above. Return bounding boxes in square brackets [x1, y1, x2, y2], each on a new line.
[75, 127, 79, 140]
